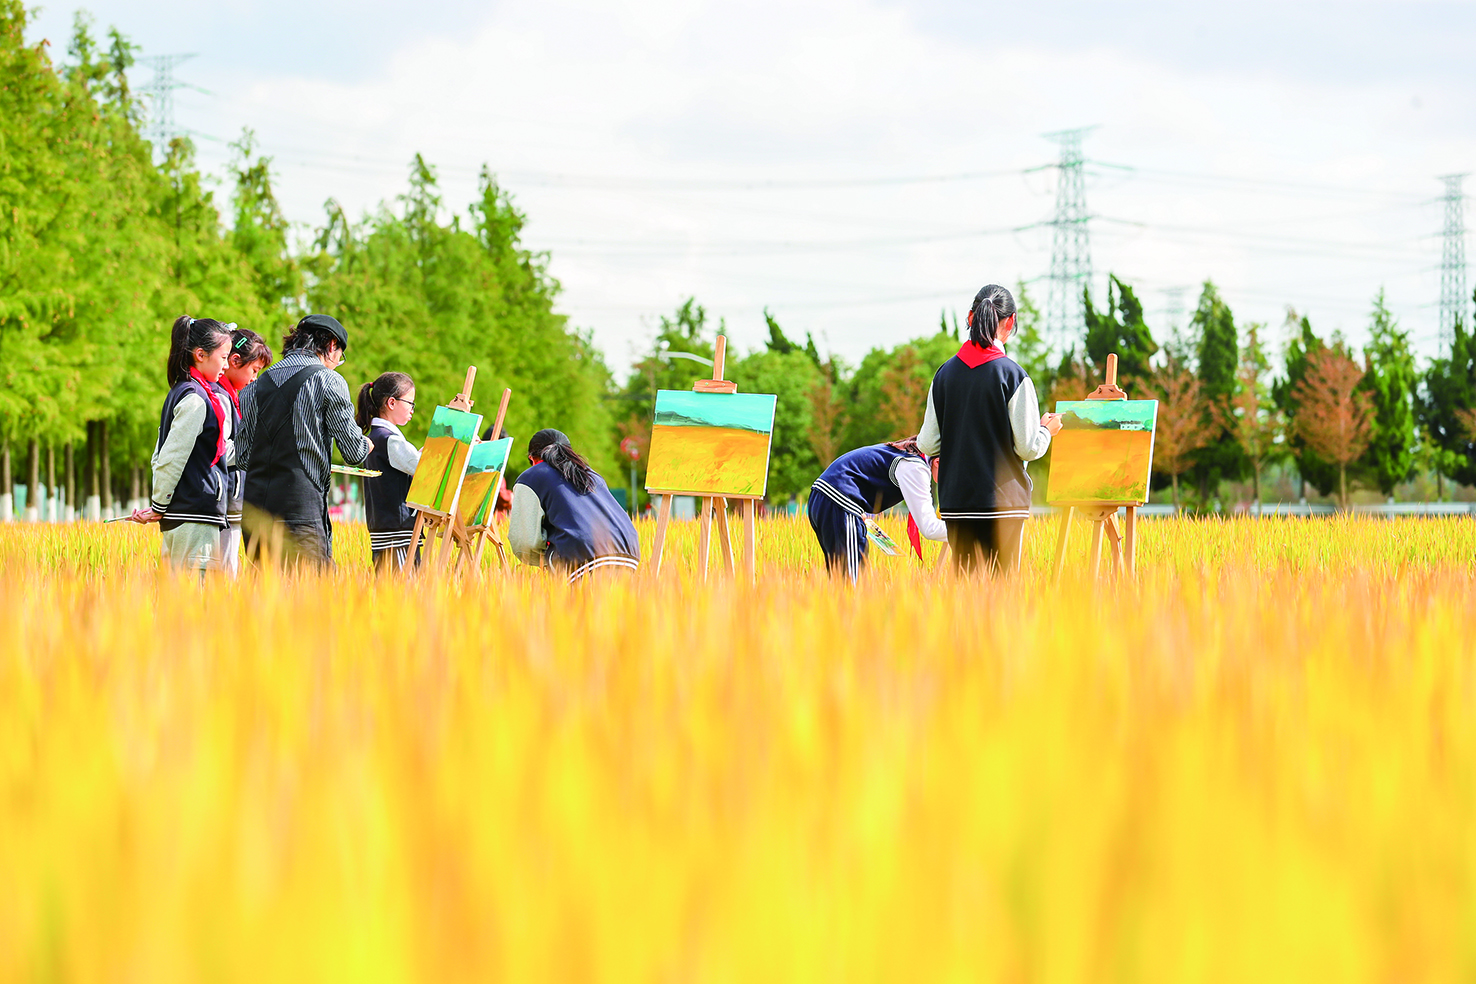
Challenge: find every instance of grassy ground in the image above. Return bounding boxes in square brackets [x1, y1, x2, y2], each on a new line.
[3, 516, 1475, 982]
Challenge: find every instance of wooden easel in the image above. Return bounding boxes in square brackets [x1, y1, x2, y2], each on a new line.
[405, 366, 478, 574]
[450, 387, 513, 575]
[647, 334, 760, 583]
[1050, 353, 1141, 584]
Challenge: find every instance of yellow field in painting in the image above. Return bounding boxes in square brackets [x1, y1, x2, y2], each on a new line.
[456, 470, 502, 526]
[406, 436, 469, 512]
[6, 517, 1476, 982]
[645, 424, 770, 496]
[1047, 428, 1154, 503]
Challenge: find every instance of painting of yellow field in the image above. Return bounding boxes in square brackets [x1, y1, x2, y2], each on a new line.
[5, 517, 1476, 982]
[406, 405, 483, 513]
[1048, 399, 1158, 504]
[456, 437, 512, 527]
[645, 389, 776, 497]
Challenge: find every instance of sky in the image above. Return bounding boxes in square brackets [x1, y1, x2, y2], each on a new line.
[23, 0, 1476, 375]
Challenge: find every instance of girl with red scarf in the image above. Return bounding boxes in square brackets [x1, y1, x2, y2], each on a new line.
[132, 316, 234, 571]
[213, 328, 273, 574]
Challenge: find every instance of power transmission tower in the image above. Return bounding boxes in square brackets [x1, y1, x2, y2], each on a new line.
[138, 53, 197, 156]
[1438, 173, 1468, 351]
[1044, 128, 1094, 350]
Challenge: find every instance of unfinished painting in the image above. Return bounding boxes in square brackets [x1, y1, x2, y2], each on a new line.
[406, 405, 483, 514]
[645, 390, 777, 497]
[1047, 400, 1158, 505]
[456, 436, 512, 528]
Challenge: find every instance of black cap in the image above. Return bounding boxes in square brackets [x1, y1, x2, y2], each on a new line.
[528, 428, 570, 457]
[298, 313, 348, 351]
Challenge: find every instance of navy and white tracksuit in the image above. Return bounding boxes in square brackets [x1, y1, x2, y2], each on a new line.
[509, 461, 641, 581]
[808, 443, 946, 580]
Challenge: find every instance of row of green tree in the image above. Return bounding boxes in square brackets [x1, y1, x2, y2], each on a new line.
[0, 4, 616, 513]
[6, 3, 1475, 513]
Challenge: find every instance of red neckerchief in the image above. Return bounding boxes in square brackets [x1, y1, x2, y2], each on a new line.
[188, 368, 228, 466]
[956, 341, 1007, 368]
[217, 374, 242, 415]
[907, 514, 923, 560]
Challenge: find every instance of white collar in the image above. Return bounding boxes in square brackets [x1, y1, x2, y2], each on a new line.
[370, 417, 405, 438]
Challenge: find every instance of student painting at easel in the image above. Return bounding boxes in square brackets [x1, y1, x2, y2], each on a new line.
[918, 284, 1062, 574]
[807, 436, 946, 580]
[508, 429, 640, 583]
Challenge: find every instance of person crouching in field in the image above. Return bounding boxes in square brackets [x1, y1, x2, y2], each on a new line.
[508, 429, 640, 583]
[808, 436, 947, 580]
[919, 284, 1062, 574]
[356, 372, 420, 572]
[133, 317, 234, 571]
[215, 327, 273, 575]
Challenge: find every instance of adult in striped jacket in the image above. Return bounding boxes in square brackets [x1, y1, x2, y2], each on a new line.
[808, 437, 947, 580]
[918, 284, 1063, 574]
[135, 316, 235, 571]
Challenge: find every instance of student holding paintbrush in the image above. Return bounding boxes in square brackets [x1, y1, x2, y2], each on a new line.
[808, 436, 947, 580]
[509, 429, 640, 582]
[919, 284, 1062, 574]
[356, 371, 421, 571]
[132, 316, 235, 571]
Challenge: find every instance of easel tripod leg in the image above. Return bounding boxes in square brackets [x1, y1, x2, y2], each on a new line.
[697, 496, 714, 582]
[1051, 507, 1074, 585]
[714, 497, 735, 576]
[1089, 520, 1105, 580]
[651, 494, 672, 577]
[743, 498, 756, 583]
[1124, 506, 1137, 578]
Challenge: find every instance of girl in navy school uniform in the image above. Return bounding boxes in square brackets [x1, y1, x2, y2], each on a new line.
[918, 284, 1063, 574]
[215, 327, 273, 575]
[133, 316, 235, 570]
[808, 436, 948, 580]
[354, 372, 420, 571]
[508, 429, 641, 582]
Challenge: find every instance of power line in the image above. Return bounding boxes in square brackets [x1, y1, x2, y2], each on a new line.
[1043, 128, 1094, 349]
[1438, 173, 1468, 351]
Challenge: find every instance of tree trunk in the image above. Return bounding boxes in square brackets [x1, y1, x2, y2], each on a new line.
[84, 421, 98, 520]
[65, 443, 75, 521]
[1171, 472, 1180, 511]
[26, 439, 39, 522]
[99, 420, 112, 518]
[1339, 463, 1348, 511]
[130, 464, 141, 512]
[0, 442, 10, 522]
[1437, 469, 1445, 502]
[47, 445, 56, 522]
[1251, 460, 1261, 513]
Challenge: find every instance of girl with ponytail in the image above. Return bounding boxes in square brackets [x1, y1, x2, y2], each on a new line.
[133, 315, 236, 571]
[215, 327, 273, 574]
[508, 428, 641, 582]
[807, 435, 947, 580]
[917, 284, 1063, 574]
[356, 372, 421, 570]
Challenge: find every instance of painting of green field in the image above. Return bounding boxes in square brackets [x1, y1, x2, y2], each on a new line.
[1047, 399, 1158, 504]
[406, 406, 483, 513]
[645, 390, 777, 497]
[456, 437, 512, 527]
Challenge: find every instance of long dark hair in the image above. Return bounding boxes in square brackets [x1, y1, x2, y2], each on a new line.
[228, 327, 272, 369]
[887, 435, 926, 460]
[355, 372, 415, 431]
[967, 284, 1016, 348]
[529, 428, 595, 494]
[166, 316, 232, 385]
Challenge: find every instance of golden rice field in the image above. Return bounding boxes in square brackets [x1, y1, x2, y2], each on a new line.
[4, 514, 1476, 982]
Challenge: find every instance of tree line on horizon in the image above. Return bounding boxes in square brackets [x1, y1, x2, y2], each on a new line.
[4, 3, 1475, 515]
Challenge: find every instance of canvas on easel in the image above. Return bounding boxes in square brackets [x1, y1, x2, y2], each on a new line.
[644, 335, 776, 582]
[404, 367, 482, 572]
[1047, 353, 1158, 582]
[446, 387, 513, 574]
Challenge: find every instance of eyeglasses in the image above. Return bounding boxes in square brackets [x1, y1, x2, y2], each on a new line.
[393, 398, 415, 410]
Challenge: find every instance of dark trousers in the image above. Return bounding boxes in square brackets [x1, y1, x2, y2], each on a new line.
[946, 517, 1025, 575]
[807, 490, 866, 580]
